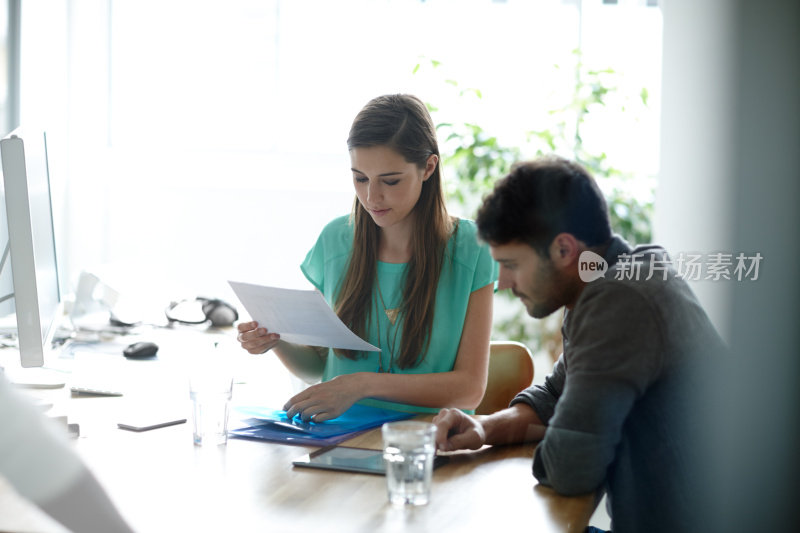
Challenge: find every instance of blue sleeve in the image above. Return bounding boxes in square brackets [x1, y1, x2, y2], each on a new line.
[300, 215, 353, 296]
[300, 233, 325, 292]
[472, 241, 498, 291]
[455, 219, 498, 292]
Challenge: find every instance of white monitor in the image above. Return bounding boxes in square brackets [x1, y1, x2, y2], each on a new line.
[0, 129, 61, 368]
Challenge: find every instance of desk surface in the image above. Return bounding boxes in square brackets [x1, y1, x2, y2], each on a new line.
[1, 331, 597, 533]
[73, 413, 596, 533]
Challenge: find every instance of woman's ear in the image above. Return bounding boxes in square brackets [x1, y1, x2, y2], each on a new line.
[422, 154, 439, 181]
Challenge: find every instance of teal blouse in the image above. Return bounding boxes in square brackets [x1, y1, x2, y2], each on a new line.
[300, 215, 498, 413]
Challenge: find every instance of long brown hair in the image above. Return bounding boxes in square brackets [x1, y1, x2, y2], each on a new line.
[334, 94, 454, 369]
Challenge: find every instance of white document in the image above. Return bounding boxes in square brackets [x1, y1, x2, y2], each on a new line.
[228, 281, 379, 352]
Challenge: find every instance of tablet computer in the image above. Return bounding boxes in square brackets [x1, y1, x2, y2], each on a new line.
[293, 445, 448, 475]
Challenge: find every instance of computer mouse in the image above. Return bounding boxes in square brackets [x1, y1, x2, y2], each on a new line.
[123, 341, 159, 358]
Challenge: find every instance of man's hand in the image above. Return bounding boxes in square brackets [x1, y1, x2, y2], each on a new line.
[434, 404, 547, 452]
[432, 407, 487, 452]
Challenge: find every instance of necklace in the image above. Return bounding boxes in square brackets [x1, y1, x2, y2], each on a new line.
[376, 276, 401, 326]
[375, 276, 402, 373]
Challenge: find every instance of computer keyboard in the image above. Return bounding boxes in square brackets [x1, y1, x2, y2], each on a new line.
[67, 349, 128, 397]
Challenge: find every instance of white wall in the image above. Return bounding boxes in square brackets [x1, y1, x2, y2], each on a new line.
[654, 0, 735, 339]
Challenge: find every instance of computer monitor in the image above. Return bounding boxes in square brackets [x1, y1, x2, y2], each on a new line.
[0, 129, 61, 368]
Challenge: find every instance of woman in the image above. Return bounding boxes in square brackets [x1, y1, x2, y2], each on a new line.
[237, 94, 496, 421]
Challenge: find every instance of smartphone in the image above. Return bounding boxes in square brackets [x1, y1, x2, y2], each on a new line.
[293, 445, 448, 475]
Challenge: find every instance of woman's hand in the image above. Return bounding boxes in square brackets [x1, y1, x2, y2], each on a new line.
[282, 373, 365, 423]
[236, 321, 280, 354]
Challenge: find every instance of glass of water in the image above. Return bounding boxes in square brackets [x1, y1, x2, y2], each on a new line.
[381, 421, 437, 506]
[188, 347, 233, 446]
[189, 376, 233, 446]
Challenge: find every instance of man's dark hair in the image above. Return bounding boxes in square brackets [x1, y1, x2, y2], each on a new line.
[476, 156, 612, 256]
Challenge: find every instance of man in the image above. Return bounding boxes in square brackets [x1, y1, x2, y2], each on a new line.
[433, 156, 724, 533]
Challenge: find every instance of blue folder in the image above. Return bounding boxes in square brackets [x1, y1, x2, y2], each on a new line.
[229, 403, 414, 446]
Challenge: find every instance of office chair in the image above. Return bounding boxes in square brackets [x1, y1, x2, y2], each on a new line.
[475, 341, 535, 415]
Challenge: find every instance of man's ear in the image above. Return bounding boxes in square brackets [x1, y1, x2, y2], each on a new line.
[548, 233, 581, 268]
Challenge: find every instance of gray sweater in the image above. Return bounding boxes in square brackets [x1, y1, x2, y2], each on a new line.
[512, 236, 724, 533]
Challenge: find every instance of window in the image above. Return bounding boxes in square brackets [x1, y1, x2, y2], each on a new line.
[17, 0, 662, 302]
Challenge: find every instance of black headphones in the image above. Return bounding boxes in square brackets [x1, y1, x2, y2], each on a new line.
[165, 297, 239, 328]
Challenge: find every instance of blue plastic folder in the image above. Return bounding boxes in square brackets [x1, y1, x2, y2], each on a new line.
[229, 403, 414, 446]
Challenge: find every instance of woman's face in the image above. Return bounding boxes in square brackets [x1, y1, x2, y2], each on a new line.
[350, 145, 437, 231]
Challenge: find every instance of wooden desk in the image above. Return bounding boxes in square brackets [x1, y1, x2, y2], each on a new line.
[1, 334, 597, 532]
[71, 413, 595, 532]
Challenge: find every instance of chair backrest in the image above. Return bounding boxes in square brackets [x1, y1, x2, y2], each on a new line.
[475, 341, 535, 415]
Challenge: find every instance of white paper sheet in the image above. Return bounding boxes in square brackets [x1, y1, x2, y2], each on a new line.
[228, 281, 380, 352]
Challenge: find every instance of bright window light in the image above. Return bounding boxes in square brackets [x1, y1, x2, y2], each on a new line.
[17, 0, 662, 306]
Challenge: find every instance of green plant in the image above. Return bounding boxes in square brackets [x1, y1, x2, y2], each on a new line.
[413, 54, 655, 357]
[526, 51, 654, 245]
[439, 122, 520, 218]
